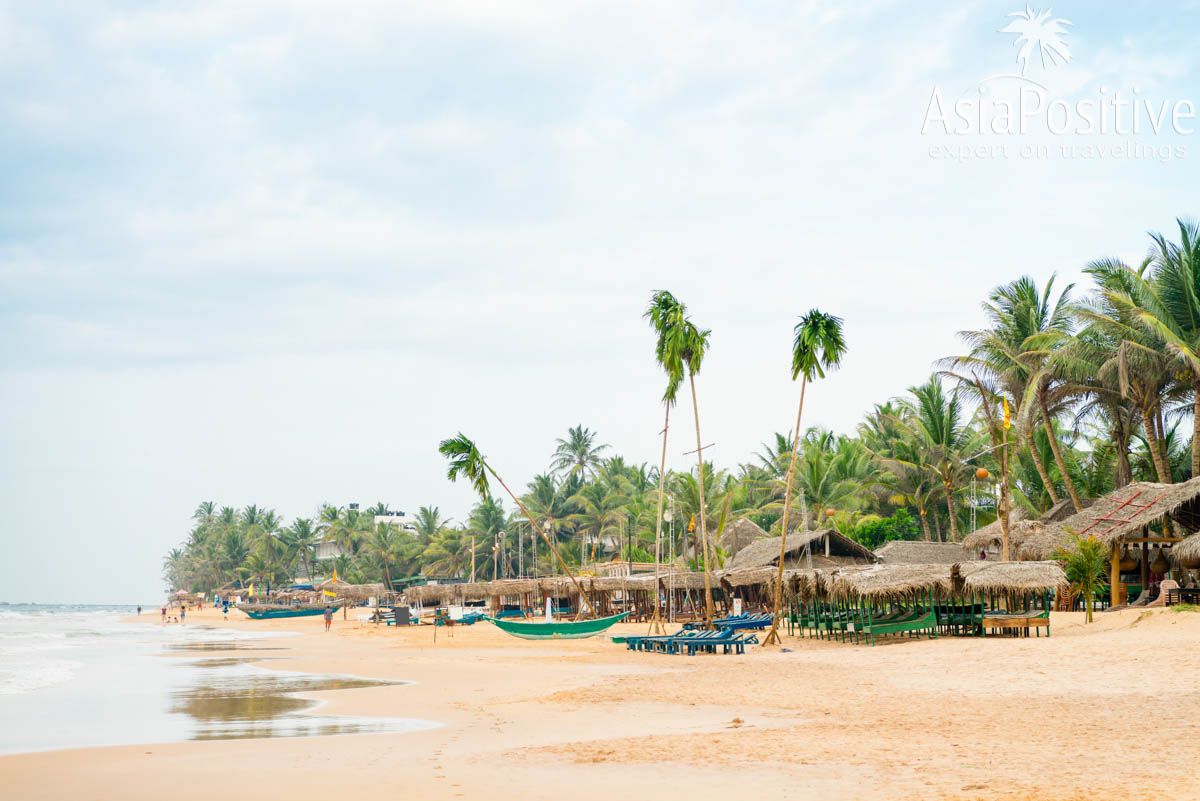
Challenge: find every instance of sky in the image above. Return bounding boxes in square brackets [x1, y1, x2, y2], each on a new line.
[2, 1, 1199, 603]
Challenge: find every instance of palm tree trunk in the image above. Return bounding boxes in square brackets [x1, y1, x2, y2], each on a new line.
[762, 376, 807, 647]
[1194, 378, 1200, 479]
[1113, 417, 1133, 488]
[1038, 392, 1082, 511]
[917, 506, 932, 541]
[649, 403, 671, 634]
[1025, 428, 1060, 505]
[486, 466, 592, 608]
[687, 371, 716, 624]
[943, 478, 959, 541]
[1140, 407, 1171, 482]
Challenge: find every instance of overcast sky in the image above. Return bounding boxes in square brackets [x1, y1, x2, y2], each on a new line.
[2, 1, 1198, 604]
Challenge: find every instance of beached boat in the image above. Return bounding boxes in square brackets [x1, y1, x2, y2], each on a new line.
[485, 612, 629, 640]
[239, 604, 340, 620]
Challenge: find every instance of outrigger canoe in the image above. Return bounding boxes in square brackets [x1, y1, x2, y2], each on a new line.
[484, 611, 629, 640]
[239, 604, 340, 620]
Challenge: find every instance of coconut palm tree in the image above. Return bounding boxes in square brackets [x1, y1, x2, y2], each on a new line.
[412, 505, 446, 543]
[644, 289, 686, 631]
[763, 308, 846, 647]
[439, 433, 589, 602]
[658, 301, 717, 623]
[279, 518, 318, 581]
[550, 425, 610, 479]
[1124, 219, 1200, 478]
[1076, 258, 1178, 482]
[1055, 535, 1108, 623]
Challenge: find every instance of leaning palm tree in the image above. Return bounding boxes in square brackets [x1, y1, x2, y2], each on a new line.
[763, 309, 846, 646]
[644, 289, 686, 632]
[439, 434, 589, 602]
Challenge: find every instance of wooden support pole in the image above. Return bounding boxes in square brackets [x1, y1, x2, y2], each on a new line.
[1110, 543, 1121, 608]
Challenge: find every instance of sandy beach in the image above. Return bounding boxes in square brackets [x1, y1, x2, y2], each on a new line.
[1, 605, 1197, 801]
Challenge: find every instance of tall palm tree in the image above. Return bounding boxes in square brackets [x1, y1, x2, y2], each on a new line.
[1077, 258, 1177, 482]
[412, 505, 446, 543]
[550, 425, 610, 479]
[439, 434, 590, 602]
[764, 309, 846, 646]
[279, 518, 318, 581]
[659, 299, 716, 623]
[644, 289, 686, 631]
[900, 376, 984, 541]
[1127, 219, 1200, 478]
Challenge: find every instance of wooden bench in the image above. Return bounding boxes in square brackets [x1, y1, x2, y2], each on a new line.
[982, 612, 1050, 637]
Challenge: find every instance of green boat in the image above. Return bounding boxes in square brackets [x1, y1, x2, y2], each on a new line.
[484, 612, 629, 640]
[239, 604, 340, 620]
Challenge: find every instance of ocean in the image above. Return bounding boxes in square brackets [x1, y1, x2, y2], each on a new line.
[0, 603, 437, 754]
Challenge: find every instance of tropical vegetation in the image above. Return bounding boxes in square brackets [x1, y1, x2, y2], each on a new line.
[164, 218, 1200, 595]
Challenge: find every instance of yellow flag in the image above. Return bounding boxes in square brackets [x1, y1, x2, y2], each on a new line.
[687, 515, 696, 533]
[323, 589, 336, 598]
[1003, 398, 1011, 430]
[249, 583, 255, 598]
[332, 567, 338, 582]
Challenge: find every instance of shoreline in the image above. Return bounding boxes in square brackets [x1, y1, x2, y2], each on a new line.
[2, 605, 1198, 800]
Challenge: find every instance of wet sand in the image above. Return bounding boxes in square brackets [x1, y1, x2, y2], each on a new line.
[2, 605, 1199, 800]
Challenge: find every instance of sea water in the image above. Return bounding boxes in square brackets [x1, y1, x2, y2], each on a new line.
[0, 604, 437, 754]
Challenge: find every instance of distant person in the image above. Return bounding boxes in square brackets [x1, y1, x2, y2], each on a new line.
[323, 604, 333, 632]
[222, 603, 229, 622]
[161, 606, 167, 623]
[180, 606, 186, 624]
[136, 605, 142, 615]
[979, 549, 987, 561]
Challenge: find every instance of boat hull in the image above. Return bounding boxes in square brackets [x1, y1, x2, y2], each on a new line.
[240, 605, 339, 620]
[485, 612, 629, 640]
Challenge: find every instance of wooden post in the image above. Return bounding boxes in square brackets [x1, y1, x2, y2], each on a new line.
[1110, 543, 1121, 608]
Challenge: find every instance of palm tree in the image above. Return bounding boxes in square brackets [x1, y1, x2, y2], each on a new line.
[1055, 535, 1108, 623]
[439, 434, 590, 602]
[644, 289, 686, 631]
[569, 481, 629, 566]
[900, 376, 984, 542]
[658, 298, 717, 623]
[1126, 219, 1200, 478]
[550, 425, 610, 479]
[279, 518, 318, 581]
[1077, 258, 1177, 482]
[412, 505, 446, 543]
[763, 309, 846, 646]
[364, 523, 401, 589]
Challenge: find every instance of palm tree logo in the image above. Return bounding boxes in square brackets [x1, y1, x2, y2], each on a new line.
[1000, 5, 1071, 75]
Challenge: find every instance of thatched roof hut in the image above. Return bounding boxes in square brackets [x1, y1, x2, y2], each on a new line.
[404, 583, 461, 605]
[1040, 477, 1200, 547]
[718, 566, 779, 589]
[589, 576, 631, 592]
[825, 564, 953, 601]
[316, 579, 387, 602]
[960, 561, 1067, 594]
[720, 517, 770, 558]
[874, 540, 965, 565]
[961, 508, 1032, 552]
[728, 529, 874, 570]
[487, 578, 539, 598]
[1170, 532, 1200, 565]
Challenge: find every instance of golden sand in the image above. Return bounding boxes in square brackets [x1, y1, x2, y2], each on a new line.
[2, 605, 1197, 800]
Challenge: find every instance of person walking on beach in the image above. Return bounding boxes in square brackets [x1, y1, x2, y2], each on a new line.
[161, 606, 167, 623]
[137, 605, 142, 616]
[180, 606, 186, 625]
[323, 604, 333, 631]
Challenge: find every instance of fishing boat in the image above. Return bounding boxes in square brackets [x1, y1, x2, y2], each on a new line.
[239, 603, 340, 620]
[484, 611, 629, 640]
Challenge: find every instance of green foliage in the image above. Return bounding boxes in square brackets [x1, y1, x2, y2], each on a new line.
[851, 508, 920, 549]
[1055, 534, 1109, 623]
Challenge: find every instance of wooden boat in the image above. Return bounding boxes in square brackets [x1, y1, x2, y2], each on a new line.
[485, 611, 629, 640]
[239, 603, 340, 620]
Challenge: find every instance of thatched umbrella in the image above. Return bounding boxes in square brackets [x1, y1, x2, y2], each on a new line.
[404, 583, 460, 605]
[961, 561, 1067, 594]
[825, 564, 953, 602]
[1170, 532, 1200, 568]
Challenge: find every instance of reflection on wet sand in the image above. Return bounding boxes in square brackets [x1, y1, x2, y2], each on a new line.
[169, 661, 415, 741]
[168, 641, 287, 652]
